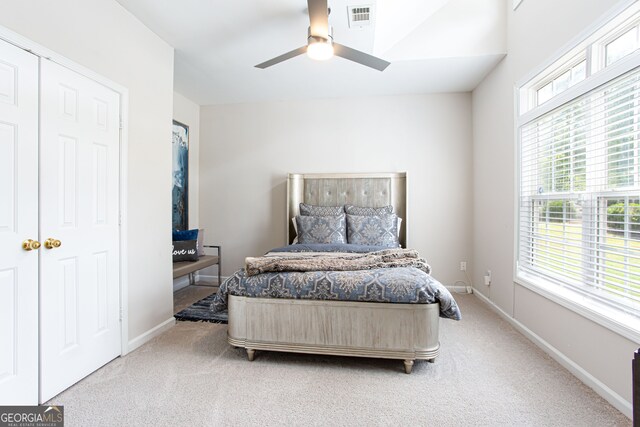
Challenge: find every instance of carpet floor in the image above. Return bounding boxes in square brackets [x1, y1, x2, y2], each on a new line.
[48, 293, 630, 426]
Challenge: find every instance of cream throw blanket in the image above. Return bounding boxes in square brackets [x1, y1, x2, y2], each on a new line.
[245, 248, 432, 277]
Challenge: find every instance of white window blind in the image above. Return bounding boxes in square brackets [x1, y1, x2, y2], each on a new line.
[519, 66, 640, 316]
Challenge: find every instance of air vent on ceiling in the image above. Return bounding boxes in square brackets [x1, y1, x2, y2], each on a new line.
[348, 5, 373, 28]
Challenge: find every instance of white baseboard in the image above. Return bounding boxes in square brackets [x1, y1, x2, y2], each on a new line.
[173, 273, 227, 292]
[198, 274, 229, 285]
[126, 317, 175, 353]
[446, 285, 472, 294]
[173, 276, 190, 292]
[473, 289, 632, 419]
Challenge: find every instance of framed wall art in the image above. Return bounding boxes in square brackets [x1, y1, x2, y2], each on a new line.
[172, 120, 189, 231]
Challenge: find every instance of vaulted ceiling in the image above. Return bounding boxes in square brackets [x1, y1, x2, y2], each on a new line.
[116, 0, 506, 105]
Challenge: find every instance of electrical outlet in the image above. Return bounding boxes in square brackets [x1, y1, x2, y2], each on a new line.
[484, 269, 492, 286]
[460, 261, 467, 271]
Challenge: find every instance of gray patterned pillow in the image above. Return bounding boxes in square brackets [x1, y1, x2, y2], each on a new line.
[346, 214, 400, 247]
[296, 215, 347, 244]
[299, 203, 344, 216]
[344, 204, 394, 215]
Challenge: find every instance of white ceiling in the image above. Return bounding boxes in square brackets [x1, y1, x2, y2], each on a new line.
[115, 0, 506, 105]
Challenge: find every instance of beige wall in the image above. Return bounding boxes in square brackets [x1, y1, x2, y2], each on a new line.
[0, 0, 175, 345]
[200, 93, 473, 286]
[472, 0, 639, 413]
[173, 92, 201, 229]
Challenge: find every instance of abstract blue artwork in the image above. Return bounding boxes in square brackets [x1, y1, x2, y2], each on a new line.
[172, 120, 189, 231]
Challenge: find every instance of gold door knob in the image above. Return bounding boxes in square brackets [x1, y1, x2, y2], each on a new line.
[22, 239, 41, 251]
[44, 238, 62, 249]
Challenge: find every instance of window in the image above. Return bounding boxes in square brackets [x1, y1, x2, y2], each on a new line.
[606, 26, 639, 66]
[520, 68, 640, 315]
[536, 60, 587, 105]
[517, 2, 640, 333]
[520, 2, 640, 114]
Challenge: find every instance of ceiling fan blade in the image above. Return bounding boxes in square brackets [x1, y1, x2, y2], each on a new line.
[307, 0, 329, 38]
[333, 43, 390, 71]
[255, 46, 307, 69]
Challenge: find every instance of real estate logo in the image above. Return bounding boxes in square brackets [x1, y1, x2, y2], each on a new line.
[0, 406, 64, 427]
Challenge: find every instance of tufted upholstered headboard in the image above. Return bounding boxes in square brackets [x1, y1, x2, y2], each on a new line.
[287, 172, 407, 247]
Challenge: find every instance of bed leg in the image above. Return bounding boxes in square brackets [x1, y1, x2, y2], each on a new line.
[246, 349, 255, 361]
[403, 359, 414, 374]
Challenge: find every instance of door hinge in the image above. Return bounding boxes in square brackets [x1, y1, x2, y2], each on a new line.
[119, 119, 123, 130]
[119, 308, 124, 321]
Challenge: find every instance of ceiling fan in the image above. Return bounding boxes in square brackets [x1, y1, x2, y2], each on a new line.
[255, 0, 390, 71]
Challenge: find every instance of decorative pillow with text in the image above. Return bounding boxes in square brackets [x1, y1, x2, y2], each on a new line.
[172, 240, 199, 262]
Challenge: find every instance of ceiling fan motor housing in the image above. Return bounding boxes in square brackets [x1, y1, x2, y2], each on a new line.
[307, 26, 333, 45]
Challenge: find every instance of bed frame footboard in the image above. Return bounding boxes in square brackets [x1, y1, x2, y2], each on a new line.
[227, 295, 440, 373]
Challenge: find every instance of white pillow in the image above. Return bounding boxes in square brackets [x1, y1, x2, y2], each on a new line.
[292, 217, 298, 244]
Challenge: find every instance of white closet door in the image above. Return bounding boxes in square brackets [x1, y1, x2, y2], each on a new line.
[0, 40, 39, 405]
[39, 59, 121, 402]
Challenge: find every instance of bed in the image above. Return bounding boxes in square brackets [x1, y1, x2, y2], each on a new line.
[214, 172, 460, 373]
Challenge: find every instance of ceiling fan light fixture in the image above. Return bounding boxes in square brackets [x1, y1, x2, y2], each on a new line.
[254, 2, 389, 71]
[307, 38, 334, 61]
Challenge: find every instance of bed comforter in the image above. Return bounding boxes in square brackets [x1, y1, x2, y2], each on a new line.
[211, 244, 461, 321]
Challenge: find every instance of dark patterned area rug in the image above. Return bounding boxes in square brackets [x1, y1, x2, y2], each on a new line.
[174, 293, 228, 324]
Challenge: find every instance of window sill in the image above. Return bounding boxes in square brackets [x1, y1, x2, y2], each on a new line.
[515, 270, 640, 344]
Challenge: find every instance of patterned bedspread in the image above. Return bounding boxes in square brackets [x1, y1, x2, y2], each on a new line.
[211, 245, 461, 320]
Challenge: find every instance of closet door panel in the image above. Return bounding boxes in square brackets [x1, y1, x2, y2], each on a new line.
[0, 40, 39, 405]
[40, 59, 121, 403]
